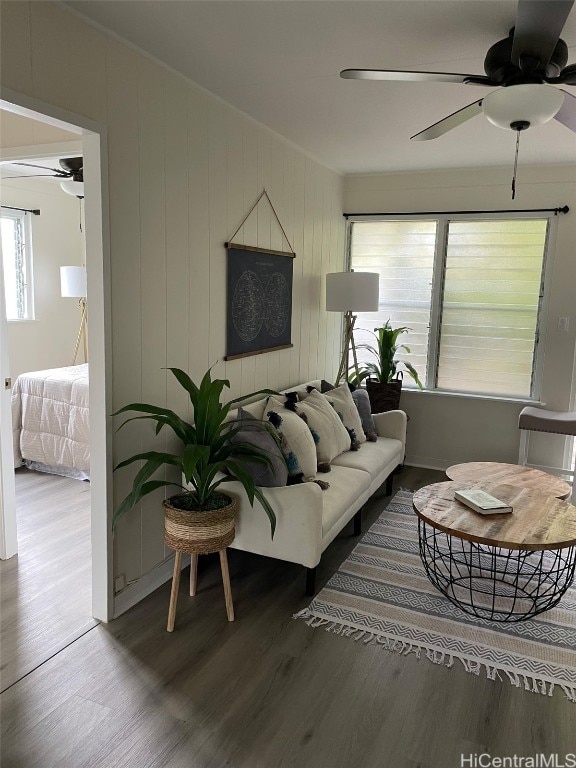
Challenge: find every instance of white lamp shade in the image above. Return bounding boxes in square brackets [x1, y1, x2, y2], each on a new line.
[60, 180, 84, 198]
[482, 85, 564, 130]
[326, 271, 379, 312]
[60, 266, 87, 298]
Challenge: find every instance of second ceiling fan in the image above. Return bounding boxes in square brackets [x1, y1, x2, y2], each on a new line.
[341, 0, 576, 140]
[3, 157, 84, 196]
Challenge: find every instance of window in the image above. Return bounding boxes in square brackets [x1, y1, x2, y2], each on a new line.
[349, 214, 552, 399]
[1, 209, 34, 321]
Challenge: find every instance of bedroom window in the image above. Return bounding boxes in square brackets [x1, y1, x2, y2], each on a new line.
[348, 214, 553, 400]
[1, 209, 34, 321]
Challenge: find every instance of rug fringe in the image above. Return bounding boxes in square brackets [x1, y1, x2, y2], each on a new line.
[293, 609, 575, 702]
[560, 685, 576, 702]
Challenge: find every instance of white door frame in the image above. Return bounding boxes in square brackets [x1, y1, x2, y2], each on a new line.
[0, 88, 113, 622]
[0, 231, 17, 560]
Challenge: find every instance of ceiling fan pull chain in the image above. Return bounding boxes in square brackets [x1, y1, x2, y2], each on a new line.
[511, 128, 521, 200]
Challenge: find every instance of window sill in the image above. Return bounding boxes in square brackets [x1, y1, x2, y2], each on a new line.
[401, 388, 543, 407]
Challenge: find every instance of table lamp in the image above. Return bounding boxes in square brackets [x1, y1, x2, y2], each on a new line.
[60, 265, 88, 365]
[326, 271, 379, 384]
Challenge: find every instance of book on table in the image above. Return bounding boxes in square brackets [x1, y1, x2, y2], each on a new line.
[454, 488, 513, 515]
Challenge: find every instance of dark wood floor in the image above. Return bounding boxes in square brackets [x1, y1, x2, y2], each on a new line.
[1, 467, 574, 768]
[0, 469, 95, 692]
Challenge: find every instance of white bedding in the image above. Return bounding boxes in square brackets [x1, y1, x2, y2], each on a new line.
[12, 364, 90, 479]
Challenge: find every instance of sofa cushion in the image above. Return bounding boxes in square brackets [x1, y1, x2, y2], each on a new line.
[323, 382, 367, 444]
[230, 408, 288, 487]
[331, 436, 403, 481]
[320, 465, 371, 537]
[265, 401, 317, 482]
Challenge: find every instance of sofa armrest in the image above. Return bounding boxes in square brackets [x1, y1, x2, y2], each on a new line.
[223, 479, 325, 568]
[372, 409, 407, 450]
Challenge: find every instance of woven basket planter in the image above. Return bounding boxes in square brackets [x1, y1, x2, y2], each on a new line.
[365, 378, 403, 414]
[163, 492, 237, 555]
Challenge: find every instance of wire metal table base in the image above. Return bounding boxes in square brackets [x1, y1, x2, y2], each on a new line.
[418, 518, 576, 622]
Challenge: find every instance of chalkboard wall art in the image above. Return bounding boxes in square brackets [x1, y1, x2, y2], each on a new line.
[225, 244, 294, 360]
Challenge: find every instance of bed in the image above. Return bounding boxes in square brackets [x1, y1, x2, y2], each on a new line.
[12, 364, 90, 480]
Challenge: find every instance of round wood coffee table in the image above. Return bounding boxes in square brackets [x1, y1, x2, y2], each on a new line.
[413, 481, 576, 622]
[446, 462, 571, 500]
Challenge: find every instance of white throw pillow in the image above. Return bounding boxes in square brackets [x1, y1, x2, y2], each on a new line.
[264, 398, 317, 481]
[280, 389, 351, 463]
[323, 383, 366, 444]
[225, 398, 266, 423]
[242, 399, 266, 420]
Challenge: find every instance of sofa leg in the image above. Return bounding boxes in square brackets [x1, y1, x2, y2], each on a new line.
[385, 473, 394, 496]
[353, 508, 362, 536]
[305, 567, 317, 596]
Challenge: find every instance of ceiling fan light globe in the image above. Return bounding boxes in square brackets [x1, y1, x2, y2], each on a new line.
[482, 84, 564, 130]
[60, 179, 84, 198]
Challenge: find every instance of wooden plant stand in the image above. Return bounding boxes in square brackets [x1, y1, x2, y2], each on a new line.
[167, 548, 234, 632]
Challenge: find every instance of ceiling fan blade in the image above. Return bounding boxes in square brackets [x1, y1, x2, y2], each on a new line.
[2, 174, 59, 179]
[554, 89, 576, 132]
[512, 0, 574, 68]
[340, 69, 492, 85]
[10, 161, 67, 175]
[411, 99, 484, 141]
[554, 63, 576, 84]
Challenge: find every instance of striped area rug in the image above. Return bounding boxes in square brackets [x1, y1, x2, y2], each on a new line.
[295, 489, 576, 702]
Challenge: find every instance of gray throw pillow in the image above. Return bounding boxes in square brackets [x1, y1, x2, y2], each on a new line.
[230, 408, 288, 487]
[351, 389, 378, 442]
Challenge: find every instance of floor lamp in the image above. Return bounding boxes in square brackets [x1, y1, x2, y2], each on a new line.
[326, 271, 379, 384]
[60, 266, 88, 365]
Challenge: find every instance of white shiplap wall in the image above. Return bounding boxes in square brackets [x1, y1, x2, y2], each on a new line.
[1, 2, 345, 588]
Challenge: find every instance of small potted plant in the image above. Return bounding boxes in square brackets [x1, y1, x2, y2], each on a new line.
[113, 367, 280, 551]
[350, 320, 423, 412]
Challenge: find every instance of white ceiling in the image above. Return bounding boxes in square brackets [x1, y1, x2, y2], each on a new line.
[65, 0, 576, 174]
[0, 110, 79, 151]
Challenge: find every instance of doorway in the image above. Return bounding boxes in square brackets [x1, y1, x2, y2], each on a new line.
[0, 92, 112, 690]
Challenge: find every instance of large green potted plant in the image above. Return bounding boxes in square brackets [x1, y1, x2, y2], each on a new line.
[113, 367, 280, 551]
[350, 321, 423, 412]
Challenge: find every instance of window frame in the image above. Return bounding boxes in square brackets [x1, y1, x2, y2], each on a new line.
[347, 211, 558, 402]
[1, 208, 35, 323]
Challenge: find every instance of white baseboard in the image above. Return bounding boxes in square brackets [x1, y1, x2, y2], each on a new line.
[404, 455, 453, 472]
[113, 552, 190, 619]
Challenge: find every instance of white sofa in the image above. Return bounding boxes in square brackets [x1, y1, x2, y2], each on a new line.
[223, 380, 407, 592]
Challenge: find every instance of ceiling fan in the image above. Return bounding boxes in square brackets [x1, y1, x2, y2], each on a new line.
[341, 0, 576, 141]
[3, 157, 84, 197]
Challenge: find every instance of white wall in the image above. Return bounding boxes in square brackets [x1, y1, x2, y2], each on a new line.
[0, 2, 345, 597]
[345, 164, 576, 470]
[1, 176, 85, 379]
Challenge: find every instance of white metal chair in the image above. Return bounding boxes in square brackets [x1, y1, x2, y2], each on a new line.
[518, 406, 576, 502]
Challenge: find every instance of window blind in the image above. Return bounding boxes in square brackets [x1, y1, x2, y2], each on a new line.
[350, 220, 436, 384]
[437, 219, 548, 397]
